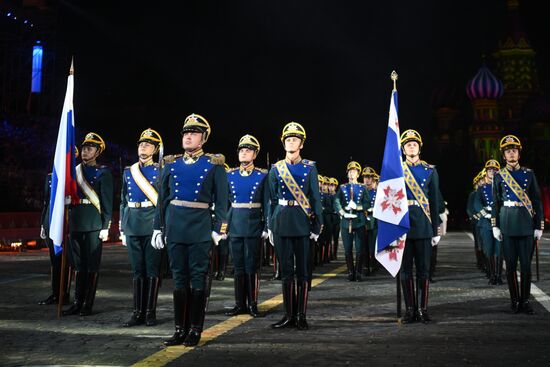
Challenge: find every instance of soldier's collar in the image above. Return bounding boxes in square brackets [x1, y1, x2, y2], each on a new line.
[506, 163, 521, 171]
[405, 158, 421, 166]
[239, 163, 254, 176]
[285, 155, 302, 165]
[184, 148, 204, 159]
[139, 158, 154, 167]
[82, 160, 97, 167]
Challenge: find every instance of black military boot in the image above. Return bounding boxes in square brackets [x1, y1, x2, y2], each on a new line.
[401, 278, 416, 324]
[80, 272, 99, 316]
[520, 272, 535, 315]
[62, 271, 86, 316]
[145, 277, 160, 326]
[506, 270, 520, 313]
[216, 253, 228, 281]
[164, 288, 190, 346]
[496, 256, 504, 285]
[355, 252, 364, 282]
[430, 246, 438, 282]
[483, 256, 491, 279]
[296, 280, 309, 330]
[39, 265, 59, 305]
[417, 279, 431, 323]
[246, 273, 262, 317]
[184, 289, 206, 347]
[123, 278, 144, 327]
[225, 274, 247, 316]
[271, 256, 281, 280]
[489, 256, 497, 285]
[345, 254, 355, 281]
[271, 280, 296, 328]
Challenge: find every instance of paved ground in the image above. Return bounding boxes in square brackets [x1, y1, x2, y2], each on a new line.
[1, 231, 550, 366]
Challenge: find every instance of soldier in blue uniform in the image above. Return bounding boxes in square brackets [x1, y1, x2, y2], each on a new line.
[467, 172, 484, 272]
[320, 176, 334, 264]
[212, 163, 231, 281]
[399, 129, 441, 324]
[362, 166, 378, 275]
[491, 135, 544, 314]
[120, 129, 164, 327]
[328, 177, 340, 260]
[473, 160, 503, 285]
[225, 135, 269, 318]
[63, 133, 113, 316]
[334, 161, 370, 282]
[152, 113, 228, 346]
[268, 122, 323, 330]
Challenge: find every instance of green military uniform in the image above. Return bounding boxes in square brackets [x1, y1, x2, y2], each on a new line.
[362, 167, 379, 275]
[491, 135, 544, 314]
[225, 135, 270, 318]
[268, 122, 323, 331]
[64, 133, 113, 317]
[467, 173, 484, 271]
[154, 114, 228, 347]
[334, 161, 370, 282]
[320, 176, 333, 264]
[38, 173, 71, 305]
[473, 160, 503, 285]
[120, 128, 164, 327]
[399, 130, 441, 324]
[328, 177, 341, 260]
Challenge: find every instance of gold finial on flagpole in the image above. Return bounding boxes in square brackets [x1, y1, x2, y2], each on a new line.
[69, 56, 75, 75]
[391, 70, 398, 91]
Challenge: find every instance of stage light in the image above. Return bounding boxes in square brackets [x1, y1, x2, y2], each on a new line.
[31, 44, 43, 93]
[7, 12, 12, 17]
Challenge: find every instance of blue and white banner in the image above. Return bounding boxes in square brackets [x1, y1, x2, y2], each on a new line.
[373, 89, 410, 277]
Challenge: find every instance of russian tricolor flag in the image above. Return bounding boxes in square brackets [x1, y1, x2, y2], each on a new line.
[373, 80, 410, 277]
[49, 62, 78, 255]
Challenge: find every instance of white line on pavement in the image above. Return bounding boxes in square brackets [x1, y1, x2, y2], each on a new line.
[463, 230, 550, 313]
[0, 274, 45, 285]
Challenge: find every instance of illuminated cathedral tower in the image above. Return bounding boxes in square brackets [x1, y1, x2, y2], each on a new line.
[493, 0, 539, 130]
[466, 64, 504, 165]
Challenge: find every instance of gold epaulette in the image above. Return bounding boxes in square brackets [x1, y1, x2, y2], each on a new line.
[301, 159, 316, 166]
[255, 167, 268, 174]
[206, 153, 225, 165]
[227, 167, 239, 172]
[163, 154, 183, 165]
[420, 160, 435, 169]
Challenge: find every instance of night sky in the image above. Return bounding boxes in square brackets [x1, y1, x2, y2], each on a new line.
[54, 0, 550, 180]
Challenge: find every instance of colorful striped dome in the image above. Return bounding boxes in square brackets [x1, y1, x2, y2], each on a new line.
[466, 65, 504, 100]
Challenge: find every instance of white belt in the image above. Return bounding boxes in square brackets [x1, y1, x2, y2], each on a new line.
[278, 199, 300, 207]
[128, 201, 154, 208]
[170, 199, 210, 209]
[503, 200, 523, 207]
[408, 200, 420, 206]
[232, 202, 261, 209]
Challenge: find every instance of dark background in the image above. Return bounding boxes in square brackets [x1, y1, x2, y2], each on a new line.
[52, 0, 550, 177]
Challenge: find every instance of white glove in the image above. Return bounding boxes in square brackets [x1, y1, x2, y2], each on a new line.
[343, 213, 358, 219]
[261, 231, 269, 240]
[484, 213, 491, 219]
[345, 200, 357, 211]
[431, 236, 441, 246]
[492, 227, 503, 241]
[485, 206, 492, 212]
[151, 229, 164, 249]
[98, 229, 109, 242]
[211, 231, 223, 246]
[439, 212, 448, 222]
[309, 232, 320, 242]
[40, 226, 47, 240]
[268, 229, 274, 246]
[534, 229, 543, 241]
[120, 233, 127, 246]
